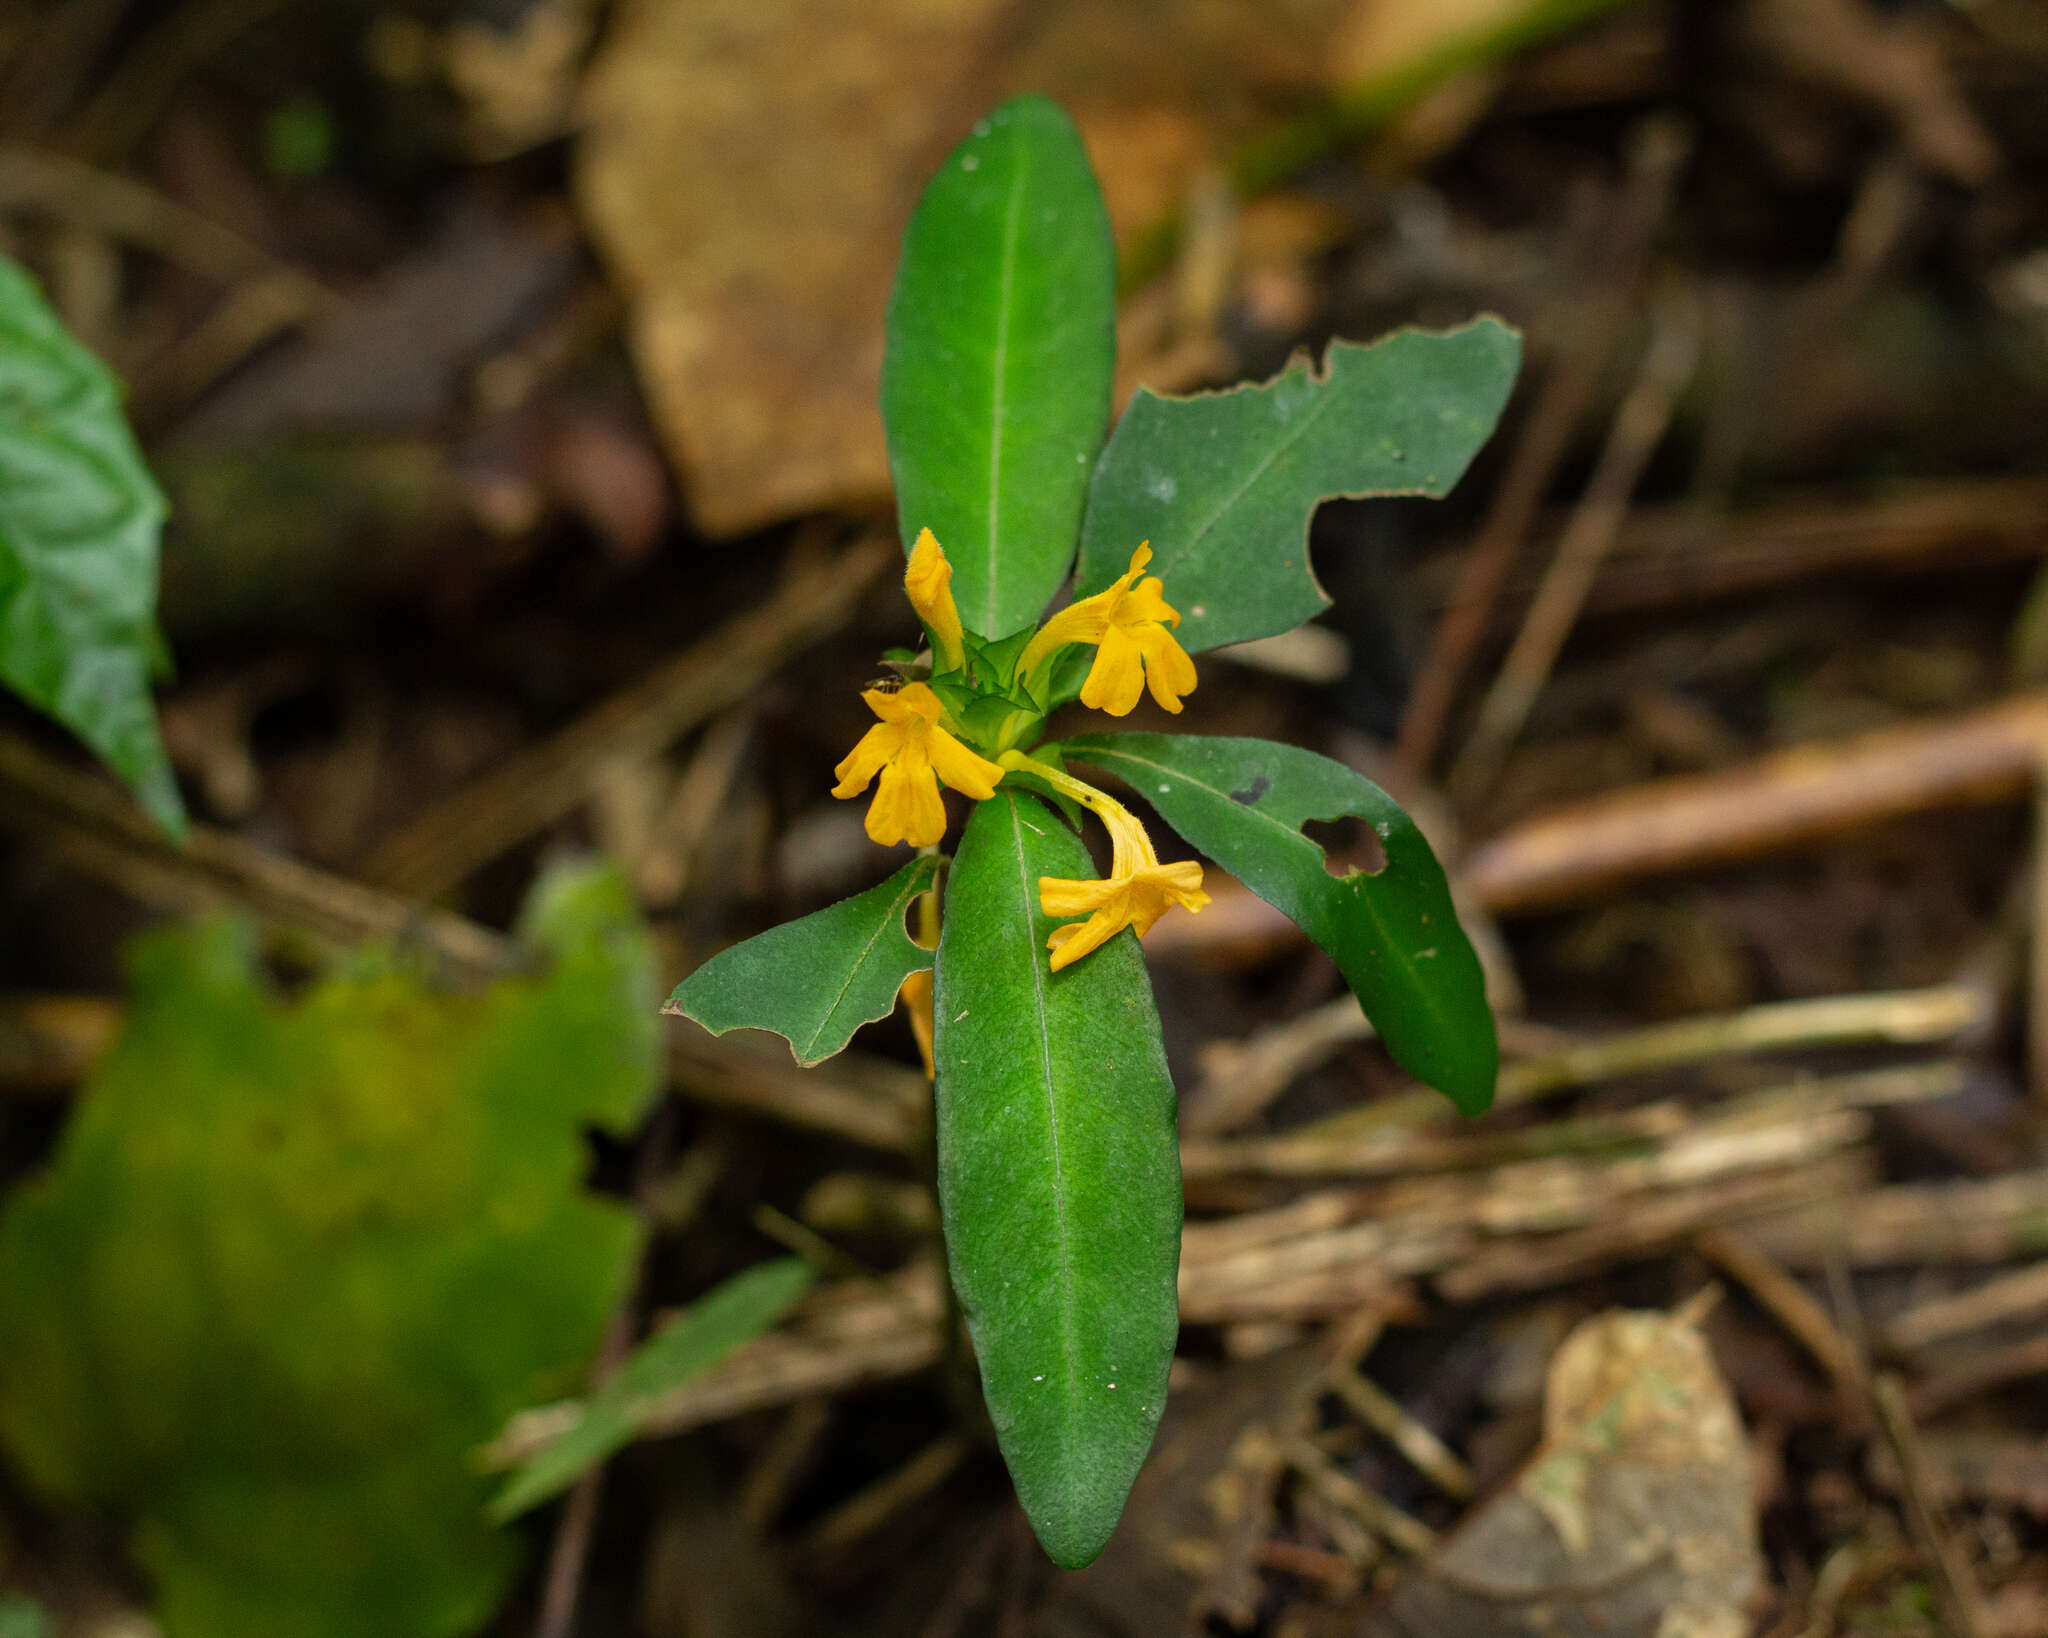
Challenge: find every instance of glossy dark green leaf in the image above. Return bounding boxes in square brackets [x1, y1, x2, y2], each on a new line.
[666, 856, 938, 1067]
[0, 256, 184, 835]
[882, 98, 1116, 638]
[934, 792, 1180, 1569]
[489, 1258, 813, 1520]
[1066, 734, 1496, 1113]
[1075, 321, 1520, 653]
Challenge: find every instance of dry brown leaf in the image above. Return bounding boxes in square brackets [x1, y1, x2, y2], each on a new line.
[573, 0, 1350, 538]
[1350, 1298, 1762, 1638]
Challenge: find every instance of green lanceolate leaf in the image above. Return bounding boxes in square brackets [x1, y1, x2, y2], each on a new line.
[1067, 734, 1497, 1114]
[1075, 320, 1521, 653]
[934, 792, 1180, 1569]
[0, 256, 184, 835]
[882, 98, 1116, 638]
[665, 855, 938, 1067]
[490, 1258, 813, 1520]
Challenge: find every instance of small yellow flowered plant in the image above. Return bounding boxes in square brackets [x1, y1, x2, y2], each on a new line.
[833, 532, 1206, 970]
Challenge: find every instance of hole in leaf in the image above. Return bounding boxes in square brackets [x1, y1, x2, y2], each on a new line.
[1302, 816, 1386, 879]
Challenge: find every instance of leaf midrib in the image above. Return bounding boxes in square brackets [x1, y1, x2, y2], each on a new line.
[797, 861, 933, 1062]
[1126, 358, 1343, 599]
[1005, 795, 1080, 1421]
[980, 137, 1030, 634]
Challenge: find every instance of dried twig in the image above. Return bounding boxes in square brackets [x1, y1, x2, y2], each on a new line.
[1462, 694, 2048, 914]
[1287, 1438, 1436, 1556]
[0, 143, 329, 296]
[0, 731, 511, 981]
[1692, 1224, 1869, 1412]
[362, 536, 893, 899]
[1436, 476, 2048, 633]
[1395, 117, 1686, 779]
[669, 1032, 928, 1155]
[1909, 1331, 2048, 1420]
[1328, 1366, 1474, 1499]
[1888, 1261, 2048, 1354]
[798, 1435, 971, 1559]
[1871, 1373, 1993, 1638]
[1448, 282, 1700, 806]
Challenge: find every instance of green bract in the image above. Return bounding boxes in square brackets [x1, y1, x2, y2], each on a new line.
[666, 95, 1521, 1567]
[0, 256, 184, 836]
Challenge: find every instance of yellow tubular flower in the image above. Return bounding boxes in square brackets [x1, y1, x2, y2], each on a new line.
[833, 683, 1002, 847]
[1018, 543, 1197, 715]
[1040, 859, 1210, 971]
[898, 969, 936, 1078]
[997, 751, 1209, 971]
[903, 527, 966, 674]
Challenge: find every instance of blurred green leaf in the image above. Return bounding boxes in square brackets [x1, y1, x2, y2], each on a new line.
[261, 95, 337, 180]
[0, 256, 184, 834]
[1066, 733, 1497, 1113]
[0, 1596, 52, 1638]
[666, 855, 938, 1066]
[934, 792, 1180, 1569]
[0, 863, 659, 1638]
[882, 97, 1116, 639]
[1075, 322, 1521, 654]
[490, 1257, 814, 1520]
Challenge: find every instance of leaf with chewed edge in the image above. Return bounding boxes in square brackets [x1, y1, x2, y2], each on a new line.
[1074, 322, 1520, 654]
[666, 856, 938, 1067]
[1066, 733, 1496, 1113]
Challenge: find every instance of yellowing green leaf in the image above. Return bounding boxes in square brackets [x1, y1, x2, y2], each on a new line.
[0, 863, 659, 1638]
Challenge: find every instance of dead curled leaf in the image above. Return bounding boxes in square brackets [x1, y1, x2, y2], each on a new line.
[1352, 1298, 1762, 1638]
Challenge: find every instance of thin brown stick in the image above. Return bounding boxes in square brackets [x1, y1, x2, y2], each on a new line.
[362, 536, 893, 899]
[1462, 693, 2048, 914]
[0, 143, 328, 295]
[1888, 1261, 2048, 1354]
[0, 731, 511, 981]
[1286, 1438, 1436, 1556]
[1394, 118, 1686, 780]
[798, 1435, 971, 1558]
[2032, 743, 2048, 1109]
[66, 0, 297, 162]
[1692, 1225, 1869, 1412]
[668, 1033, 928, 1154]
[1434, 476, 2048, 633]
[533, 1293, 640, 1638]
[1871, 1373, 1993, 1638]
[1328, 1366, 1474, 1499]
[1448, 284, 1699, 806]
[1909, 1330, 2048, 1419]
[1288, 995, 1981, 1148]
